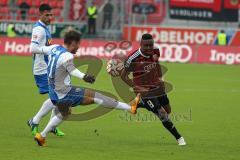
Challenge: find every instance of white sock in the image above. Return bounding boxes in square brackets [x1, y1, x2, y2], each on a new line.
[41, 112, 63, 138]
[50, 107, 57, 120]
[94, 92, 131, 111]
[116, 102, 131, 111]
[32, 99, 55, 124]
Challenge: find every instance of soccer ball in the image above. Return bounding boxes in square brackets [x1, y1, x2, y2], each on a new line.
[106, 59, 124, 77]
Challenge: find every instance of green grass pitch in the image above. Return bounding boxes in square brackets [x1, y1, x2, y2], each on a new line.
[0, 56, 239, 160]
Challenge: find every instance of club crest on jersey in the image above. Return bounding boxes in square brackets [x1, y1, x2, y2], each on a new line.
[144, 63, 157, 72]
[32, 35, 38, 40]
[47, 39, 52, 45]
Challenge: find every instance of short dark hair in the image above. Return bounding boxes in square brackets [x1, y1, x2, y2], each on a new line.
[39, 4, 52, 13]
[220, 30, 225, 33]
[141, 33, 153, 40]
[64, 30, 81, 45]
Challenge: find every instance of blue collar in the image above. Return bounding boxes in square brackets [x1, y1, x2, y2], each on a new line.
[37, 20, 48, 30]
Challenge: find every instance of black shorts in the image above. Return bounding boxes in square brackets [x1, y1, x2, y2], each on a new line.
[138, 94, 170, 114]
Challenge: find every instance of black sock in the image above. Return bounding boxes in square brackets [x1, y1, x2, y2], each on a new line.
[162, 120, 181, 140]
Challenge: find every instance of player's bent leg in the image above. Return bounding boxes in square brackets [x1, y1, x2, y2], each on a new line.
[50, 106, 66, 136]
[157, 107, 169, 121]
[158, 95, 171, 114]
[80, 88, 95, 105]
[163, 104, 171, 114]
[81, 89, 140, 114]
[57, 104, 72, 119]
[28, 98, 65, 136]
[36, 87, 86, 144]
[28, 99, 54, 136]
[94, 91, 140, 113]
[156, 108, 186, 146]
[35, 108, 64, 146]
[32, 99, 55, 124]
[34, 87, 80, 145]
[158, 95, 186, 145]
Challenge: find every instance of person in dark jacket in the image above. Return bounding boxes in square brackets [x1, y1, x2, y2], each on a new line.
[102, 0, 114, 29]
[19, 0, 30, 20]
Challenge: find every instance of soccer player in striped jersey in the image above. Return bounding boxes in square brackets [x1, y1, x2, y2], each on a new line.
[34, 30, 140, 146]
[121, 33, 186, 146]
[27, 4, 64, 136]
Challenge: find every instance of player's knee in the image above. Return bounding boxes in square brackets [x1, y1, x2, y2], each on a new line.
[62, 111, 71, 120]
[84, 89, 95, 98]
[159, 95, 170, 113]
[82, 89, 95, 104]
[57, 105, 71, 119]
[43, 98, 54, 108]
[157, 108, 169, 122]
[164, 106, 171, 114]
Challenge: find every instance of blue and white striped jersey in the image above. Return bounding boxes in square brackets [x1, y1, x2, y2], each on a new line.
[30, 20, 52, 75]
[47, 45, 75, 101]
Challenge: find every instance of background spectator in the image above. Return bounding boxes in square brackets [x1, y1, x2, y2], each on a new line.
[217, 30, 227, 46]
[73, 0, 83, 20]
[9, 0, 17, 20]
[102, 0, 114, 29]
[87, 1, 97, 34]
[7, 24, 16, 37]
[19, 0, 30, 20]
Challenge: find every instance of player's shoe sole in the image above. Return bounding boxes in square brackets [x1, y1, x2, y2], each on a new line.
[34, 133, 46, 146]
[130, 93, 141, 114]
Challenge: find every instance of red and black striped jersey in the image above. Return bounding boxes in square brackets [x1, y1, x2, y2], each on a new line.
[124, 48, 162, 89]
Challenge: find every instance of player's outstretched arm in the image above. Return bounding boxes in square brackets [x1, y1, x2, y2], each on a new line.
[63, 53, 95, 84]
[70, 69, 95, 84]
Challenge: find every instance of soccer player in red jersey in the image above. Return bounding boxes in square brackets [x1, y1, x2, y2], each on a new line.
[121, 33, 186, 145]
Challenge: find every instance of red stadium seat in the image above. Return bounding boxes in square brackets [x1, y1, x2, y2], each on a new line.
[30, 16, 38, 21]
[49, 0, 58, 8]
[28, 7, 38, 21]
[52, 8, 61, 17]
[58, 16, 63, 22]
[32, 0, 41, 7]
[26, 0, 32, 5]
[0, 6, 9, 14]
[0, 0, 8, 6]
[17, 0, 23, 5]
[38, 0, 49, 5]
[17, 0, 32, 6]
[0, 6, 9, 19]
[94, 0, 104, 6]
[57, 1, 64, 8]
[29, 8, 38, 15]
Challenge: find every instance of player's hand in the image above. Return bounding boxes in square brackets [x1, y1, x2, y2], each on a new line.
[73, 54, 81, 58]
[83, 74, 95, 84]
